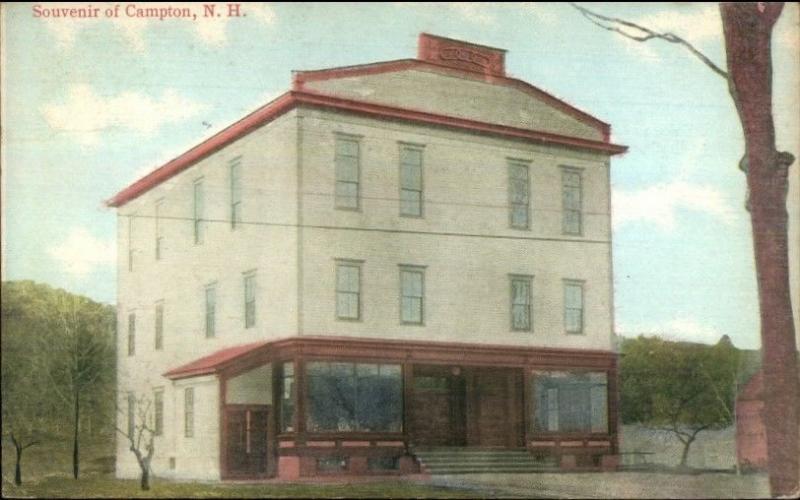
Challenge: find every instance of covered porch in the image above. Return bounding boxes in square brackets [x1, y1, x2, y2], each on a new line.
[163, 336, 619, 479]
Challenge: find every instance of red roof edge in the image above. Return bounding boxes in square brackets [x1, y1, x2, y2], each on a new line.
[292, 58, 611, 134]
[106, 92, 295, 208]
[163, 340, 271, 380]
[108, 89, 626, 208]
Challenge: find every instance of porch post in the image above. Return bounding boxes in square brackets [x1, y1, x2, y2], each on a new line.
[403, 362, 413, 448]
[219, 374, 228, 479]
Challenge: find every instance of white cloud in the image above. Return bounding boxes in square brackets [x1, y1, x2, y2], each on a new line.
[613, 179, 735, 231]
[619, 317, 723, 345]
[49, 227, 116, 278]
[41, 84, 207, 146]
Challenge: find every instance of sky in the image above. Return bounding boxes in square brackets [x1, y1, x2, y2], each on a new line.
[2, 2, 798, 350]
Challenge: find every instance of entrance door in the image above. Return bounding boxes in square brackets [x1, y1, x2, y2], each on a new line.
[411, 367, 466, 446]
[468, 368, 524, 447]
[224, 406, 269, 477]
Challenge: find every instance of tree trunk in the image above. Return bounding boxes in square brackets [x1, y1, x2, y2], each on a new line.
[721, 4, 800, 497]
[679, 437, 694, 468]
[14, 444, 22, 486]
[140, 467, 150, 491]
[72, 391, 80, 479]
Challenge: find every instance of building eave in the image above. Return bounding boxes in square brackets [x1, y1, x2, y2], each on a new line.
[107, 90, 627, 209]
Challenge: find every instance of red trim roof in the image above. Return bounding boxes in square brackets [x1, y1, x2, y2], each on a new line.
[108, 88, 627, 207]
[163, 340, 271, 380]
[293, 58, 611, 135]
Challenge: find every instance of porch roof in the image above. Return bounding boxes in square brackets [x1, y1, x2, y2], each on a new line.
[163, 340, 271, 380]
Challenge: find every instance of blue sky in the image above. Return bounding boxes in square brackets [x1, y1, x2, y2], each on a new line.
[2, 3, 798, 349]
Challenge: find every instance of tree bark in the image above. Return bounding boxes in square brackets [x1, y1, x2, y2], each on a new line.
[720, 3, 800, 497]
[73, 391, 80, 479]
[679, 437, 694, 468]
[140, 466, 150, 491]
[14, 443, 22, 486]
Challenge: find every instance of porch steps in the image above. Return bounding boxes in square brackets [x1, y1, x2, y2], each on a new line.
[412, 447, 557, 475]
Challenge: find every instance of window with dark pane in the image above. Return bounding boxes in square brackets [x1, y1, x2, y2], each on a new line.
[230, 159, 243, 229]
[511, 276, 532, 331]
[564, 281, 584, 334]
[306, 362, 402, 432]
[400, 268, 424, 324]
[400, 146, 423, 216]
[509, 161, 530, 229]
[532, 371, 607, 433]
[562, 169, 582, 235]
[335, 137, 360, 209]
[336, 263, 360, 320]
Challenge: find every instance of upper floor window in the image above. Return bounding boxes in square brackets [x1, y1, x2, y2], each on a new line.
[153, 389, 164, 436]
[334, 136, 360, 210]
[193, 179, 205, 244]
[562, 168, 582, 235]
[336, 261, 362, 320]
[510, 275, 532, 331]
[564, 280, 584, 334]
[399, 144, 424, 217]
[127, 213, 135, 272]
[184, 387, 194, 438]
[509, 160, 530, 229]
[205, 284, 216, 338]
[127, 312, 136, 356]
[230, 158, 242, 229]
[400, 266, 425, 325]
[154, 301, 164, 350]
[244, 272, 256, 328]
[127, 392, 136, 436]
[155, 199, 164, 260]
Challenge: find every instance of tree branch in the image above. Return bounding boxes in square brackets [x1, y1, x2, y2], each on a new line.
[570, 3, 729, 80]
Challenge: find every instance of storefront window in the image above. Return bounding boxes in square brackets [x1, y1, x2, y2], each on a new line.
[532, 371, 607, 433]
[307, 362, 402, 432]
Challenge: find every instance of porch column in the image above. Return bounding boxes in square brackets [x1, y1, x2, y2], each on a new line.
[403, 362, 413, 447]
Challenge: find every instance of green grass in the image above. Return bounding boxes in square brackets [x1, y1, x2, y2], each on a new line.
[1, 436, 478, 498]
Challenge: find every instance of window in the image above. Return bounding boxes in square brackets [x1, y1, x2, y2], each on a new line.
[205, 285, 216, 338]
[154, 389, 164, 436]
[279, 362, 295, 432]
[155, 199, 164, 260]
[127, 313, 136, 356]
[127, 213, 135, 271]
[336, 261, 361, 320]
[230, 158, 242, 229]
[564, 280, 584, 334]
[244, 272, 256, 328]
[306, 362, 402, 432]
[510, 275, 532, 331]
[127, 392, 135, 437]
[184, 387, 194, 438]
[334, 136, 360, 209]
[193, 179, 204, 244]
[154, 302, 164, 350]
[509, 161, 530, 229]
[399, 145, 423, 216]
[532, 371, 608, 433]
[562, 168, 582, 235]
[399, 267, 424, 325]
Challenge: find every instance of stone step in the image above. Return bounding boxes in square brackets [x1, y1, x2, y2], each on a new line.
[413, 447, 557, 475]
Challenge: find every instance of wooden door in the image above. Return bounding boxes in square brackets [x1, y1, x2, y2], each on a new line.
[410, 367, 466, 446]
[469, 368, 524, 447]
[224, 406, 269, 477]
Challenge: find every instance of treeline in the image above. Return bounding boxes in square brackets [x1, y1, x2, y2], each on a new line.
[2, 280, 116, 481]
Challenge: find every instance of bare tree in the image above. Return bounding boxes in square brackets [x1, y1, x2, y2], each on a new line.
[115, 395, 156, 491]
[572, 3, 798, 495]
[34, 292, 115, 480]
[5, 431, 39, 486]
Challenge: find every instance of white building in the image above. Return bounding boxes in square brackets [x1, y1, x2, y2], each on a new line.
[109, 33, 627, 480]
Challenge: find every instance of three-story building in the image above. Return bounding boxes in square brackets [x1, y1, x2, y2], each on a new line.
[109, 33, 627, 480]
